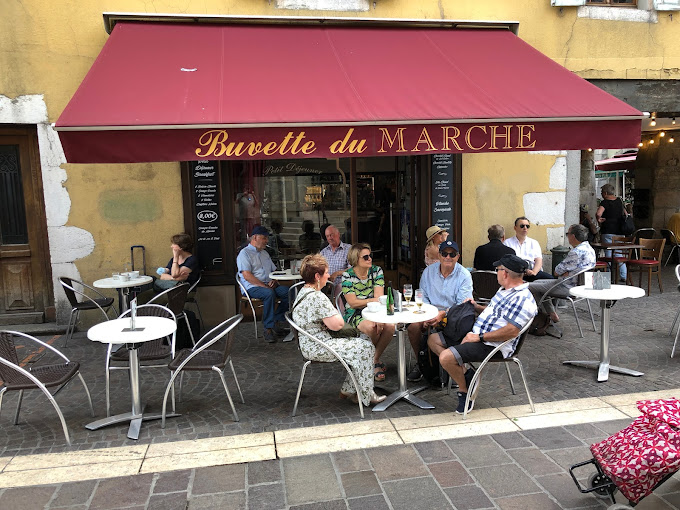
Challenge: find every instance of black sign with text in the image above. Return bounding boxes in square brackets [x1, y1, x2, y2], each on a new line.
[190, 161, 224, 271]
[431, 154, 454, 234]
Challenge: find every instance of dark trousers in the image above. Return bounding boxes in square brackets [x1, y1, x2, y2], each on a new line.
[246, 285, 289, 329]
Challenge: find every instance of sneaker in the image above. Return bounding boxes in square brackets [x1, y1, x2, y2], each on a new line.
[456, 391, 474, 415]
[274, 321, 290, 336]
[263, 328, 278, 343]
[407, 364, 423, 382]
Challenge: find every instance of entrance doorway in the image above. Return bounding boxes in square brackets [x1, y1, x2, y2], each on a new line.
[0, 127, 53, 324]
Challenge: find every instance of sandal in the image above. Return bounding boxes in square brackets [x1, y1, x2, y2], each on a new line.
[374, 362, 386, 382]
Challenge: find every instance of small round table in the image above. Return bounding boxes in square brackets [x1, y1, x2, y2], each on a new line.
[93, 275, 153, 312]
[85, 316, 178, 439]
[362, 303, 439, 412]
[269, 271, 302, 342]
[567, 284, 645, 382]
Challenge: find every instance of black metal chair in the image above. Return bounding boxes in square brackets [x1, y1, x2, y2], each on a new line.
[660, 229, 680, 267]
[105, 304, 176, 417]
[0, 330, 94, 446]
[669, 265, 680, 358]
[161, 314, 244, 425]
[471, 270, 501, 305]
[285, 312, 364, 418]
[148, 283, 195, 346]
[185, 272, 204, 332]
[58, 276, 117, 346]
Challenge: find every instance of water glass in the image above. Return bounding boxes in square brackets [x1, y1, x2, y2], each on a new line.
[414, 289, 425, 314]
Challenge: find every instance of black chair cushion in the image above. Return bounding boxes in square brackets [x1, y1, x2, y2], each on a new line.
[168, 348, 224, 371]
[2, 362, 80, 391]
[75, 297, 114, 311]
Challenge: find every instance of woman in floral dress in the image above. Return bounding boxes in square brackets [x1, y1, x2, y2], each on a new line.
[292, 254, 385, 406]
[341, 244, 395, 382]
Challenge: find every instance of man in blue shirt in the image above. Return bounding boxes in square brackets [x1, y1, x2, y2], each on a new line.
[407, 240, 473, 381]
[237, 226, 289, 343]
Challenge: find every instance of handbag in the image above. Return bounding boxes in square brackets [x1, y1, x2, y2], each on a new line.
[292, 289, 361, 338]
[619, 198, 635, 235]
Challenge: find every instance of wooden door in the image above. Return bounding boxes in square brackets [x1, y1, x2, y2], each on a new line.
[0, 128, 53, 323]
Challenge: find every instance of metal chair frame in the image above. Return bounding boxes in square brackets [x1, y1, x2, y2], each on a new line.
[669, 265, 680, 358]
[148, 283, 195, 346]
[59, 277, 118, 346]
[236, 272, 264, 338]
[161, 314, 244, 426]
[285, 312, 364, 418]
[660, 229, 680, 267]
[0, 330, 94, 446]
[105, 304, 177, 417]
[626, 238, 666, 295]
[185, 272, 204, 332]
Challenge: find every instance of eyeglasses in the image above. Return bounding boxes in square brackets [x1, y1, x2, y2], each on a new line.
[518, 224, 530, 229]
[496, 267, 508, 273]
[361, 254, 372, 261]
[440, 251, 458, 258]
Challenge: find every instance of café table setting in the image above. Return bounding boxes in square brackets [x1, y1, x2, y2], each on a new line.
[93, 270, 153, 312]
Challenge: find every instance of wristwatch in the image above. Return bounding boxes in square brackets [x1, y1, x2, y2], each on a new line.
[479, 333, 485, 342]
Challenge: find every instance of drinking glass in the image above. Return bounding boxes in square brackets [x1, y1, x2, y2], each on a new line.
[414, 289, 425, 314]
[403, 284, 413, 307]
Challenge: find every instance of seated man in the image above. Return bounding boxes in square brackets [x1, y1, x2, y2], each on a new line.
[407, 240, 473, 382]
[320, 225, 351, 286]
[528, 223, 596, 322]
[473, 224, 516, 270]
[428, 254, 537, 414]
[237, 226, 290, 343]
[504, 217, 553, 281]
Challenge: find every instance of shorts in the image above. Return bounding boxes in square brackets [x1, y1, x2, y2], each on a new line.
[448, 341, 502, 366]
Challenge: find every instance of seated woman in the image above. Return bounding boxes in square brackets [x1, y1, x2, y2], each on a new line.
[157, 233, 200, 287]
[292, 254, 385, 406]
[341, 243, 395, 382]
[424, 226, 449, 266]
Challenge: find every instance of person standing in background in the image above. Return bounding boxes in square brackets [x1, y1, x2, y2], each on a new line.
[596, 184, 627, 283]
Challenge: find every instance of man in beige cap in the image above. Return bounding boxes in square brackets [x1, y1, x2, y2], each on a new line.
[424, 225, 449, 265]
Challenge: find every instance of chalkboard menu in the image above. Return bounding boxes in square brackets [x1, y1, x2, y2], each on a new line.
[431, 154, 454, 233]
[190, 161, 224, 271]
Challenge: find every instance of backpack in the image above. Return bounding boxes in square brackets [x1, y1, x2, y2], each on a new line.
[529, 311, 552, 336]
[439, 301, 476, 348]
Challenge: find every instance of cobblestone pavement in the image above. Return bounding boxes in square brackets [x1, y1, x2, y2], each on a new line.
[0, 266, 678, 457]
[3, 418, 680, 509]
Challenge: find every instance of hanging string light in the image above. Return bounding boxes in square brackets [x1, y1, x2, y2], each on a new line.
[650, 112, 657, 127]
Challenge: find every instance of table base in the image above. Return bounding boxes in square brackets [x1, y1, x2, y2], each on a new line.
[562, 360, 643, 382]
[372, 384, 434, 411]
[85, 407, 180, 440]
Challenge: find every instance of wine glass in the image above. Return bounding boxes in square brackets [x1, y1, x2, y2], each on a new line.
[414, 289, 424, 314]
[403, 284, 413, 307]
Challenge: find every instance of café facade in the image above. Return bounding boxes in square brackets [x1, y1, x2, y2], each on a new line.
[4, 4, 667, 326]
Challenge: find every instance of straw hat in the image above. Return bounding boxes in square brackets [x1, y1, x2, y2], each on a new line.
[426, 226, 447, 243]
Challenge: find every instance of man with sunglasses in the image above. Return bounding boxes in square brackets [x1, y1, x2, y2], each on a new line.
[407, 240, 473, 382]
[504, 217, 554, 282]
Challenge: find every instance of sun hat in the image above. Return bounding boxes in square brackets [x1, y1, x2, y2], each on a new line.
[426, 226, 447, 243]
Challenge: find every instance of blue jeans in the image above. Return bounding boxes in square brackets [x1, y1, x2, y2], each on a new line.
[601, 233, 627, 280]
[245, 285, 289, 329]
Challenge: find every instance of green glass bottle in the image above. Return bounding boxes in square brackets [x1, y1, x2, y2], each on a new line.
[386, 281, 395, 315]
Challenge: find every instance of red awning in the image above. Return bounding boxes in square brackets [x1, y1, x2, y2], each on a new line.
[56, 21, 643, 163]
[595, 153, 637, 172]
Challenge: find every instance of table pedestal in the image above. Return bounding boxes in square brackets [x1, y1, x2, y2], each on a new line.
[563, 300, 644, 382]
[372, 324, 435, 412]
[85, 346, 179, 439]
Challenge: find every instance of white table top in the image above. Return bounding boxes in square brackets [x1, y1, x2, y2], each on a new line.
[570, 284, 645, 301]
[269, 270, 302, 282]
[93, 275, 153, 289]
[362, 303, 439, 325]
[88, 316, 177, 344]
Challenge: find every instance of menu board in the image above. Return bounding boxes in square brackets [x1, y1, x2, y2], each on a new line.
[190, 161, 224, 271]
[431, 154, 454, 233]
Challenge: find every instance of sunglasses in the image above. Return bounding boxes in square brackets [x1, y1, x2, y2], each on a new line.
[440, 251, 458, 258]
[361, 254, 372, 261]
[518, 224, 530, 229]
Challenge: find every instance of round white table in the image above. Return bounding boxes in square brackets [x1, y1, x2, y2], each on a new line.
[269, 271, 301, 342]
[362, 303, 439, 412]
[93, 275, 153, 312]
[85, 316, 178, 440]
[567, 284, 645, 382]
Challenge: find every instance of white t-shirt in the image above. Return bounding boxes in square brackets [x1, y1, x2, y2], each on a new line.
[503, 236, 542, 269]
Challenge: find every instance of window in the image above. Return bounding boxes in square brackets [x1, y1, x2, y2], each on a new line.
[586, 0, 637, 5]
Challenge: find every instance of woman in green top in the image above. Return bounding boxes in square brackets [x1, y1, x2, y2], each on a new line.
[341, 243, 395, 381]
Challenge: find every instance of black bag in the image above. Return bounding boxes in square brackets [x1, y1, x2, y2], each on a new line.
[439, 301, 476, 348]
[417, 339, 441, 384]
[529, 311, 551, 336]
[328, 323, 361, 338]
[176, 309, 200, 350]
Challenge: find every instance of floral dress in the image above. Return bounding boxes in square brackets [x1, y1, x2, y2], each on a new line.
[341, 265, 385, 327]
[292, 287, 375, 406]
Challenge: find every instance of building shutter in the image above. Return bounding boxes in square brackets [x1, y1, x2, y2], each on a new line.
[654, 0, 680, 9]
[551, 0, 586, 5]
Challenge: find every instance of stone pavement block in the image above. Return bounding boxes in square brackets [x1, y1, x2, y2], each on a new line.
[446, 439, 513, 469]
[147, 492, 188, 510]
[593, 419, 634, 435]
[507, 448, 563, 476]
[495, 493, 562, 510]
[283, 455, 341, 505]
[655, 475, 680, 494]
[470, 464, 540, 498]
[50, 480, 96, 507]
[428, 460, 473, 488]
[89, 474, 154, 510]
[634, 494, 675, 509]
[153, 469, 192, 493]
[340, 471, 381, 498]
[0, 485, 55, 510]
[443, 485, 493, 510]
[535, 473, 602, 509]
[247, 482, 285, 510]
[247, 459, 282, 485]
[366, 445, 429, 481]
[413, 440, 456, 464]
[491, 431, 533, 450]
[520, 427, 584, 450]
[347, 494, 390, 510]
[563, 422, 609, 441]
[545, 445, 593, 470]
[192, 464, 245, 494]
[289, 500, 347, 510]
[331, 449, 371, 473]
[188, 491, 245, 509]
[382, 477, 452, 510]
[663, 492, 680, 507]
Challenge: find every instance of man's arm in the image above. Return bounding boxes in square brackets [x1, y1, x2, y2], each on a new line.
[240, 270, 269, 288]
[461, 323, 520, 344]
[554, 250, 577, 277]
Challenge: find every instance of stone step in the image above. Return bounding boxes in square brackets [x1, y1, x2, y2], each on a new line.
[0, 322, 67, 336]
[0, 311, 44, 326]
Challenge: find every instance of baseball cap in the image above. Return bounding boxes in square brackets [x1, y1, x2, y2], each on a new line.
[439, 240, 459, 253]
[426, 226, 447, 242]
[251, 225, 270, 237]
[493, 254, 529, 274]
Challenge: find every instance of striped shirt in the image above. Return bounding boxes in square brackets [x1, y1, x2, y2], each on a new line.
[321, 242, 351, 285]
[472, 283, 537, 358]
